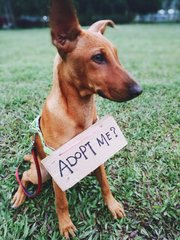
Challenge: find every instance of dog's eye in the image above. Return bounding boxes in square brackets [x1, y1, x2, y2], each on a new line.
[92, 53, 105, 64]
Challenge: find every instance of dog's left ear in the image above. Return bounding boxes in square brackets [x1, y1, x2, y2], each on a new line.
[88, 20, 115, 34]
[50, 0, 81, 57]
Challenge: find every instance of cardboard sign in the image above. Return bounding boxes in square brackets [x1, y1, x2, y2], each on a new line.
[42, 115, 127, 191]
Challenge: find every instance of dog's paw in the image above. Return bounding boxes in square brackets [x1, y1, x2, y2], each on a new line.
[105, 195, 125, 219]
[60, 218, 77, 239]
[11, 189, 26, 208]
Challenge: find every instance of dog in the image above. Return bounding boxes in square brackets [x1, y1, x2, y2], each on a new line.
[12, 0, 142, 238]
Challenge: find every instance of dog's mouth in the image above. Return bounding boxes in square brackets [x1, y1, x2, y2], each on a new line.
[97, 84, 143, 102]
[97, 90, 107, 99]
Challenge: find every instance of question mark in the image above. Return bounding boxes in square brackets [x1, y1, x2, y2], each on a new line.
[110, 127, 118, 138]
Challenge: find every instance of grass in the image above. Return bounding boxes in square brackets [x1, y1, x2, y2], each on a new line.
[0, 24, 179, 240]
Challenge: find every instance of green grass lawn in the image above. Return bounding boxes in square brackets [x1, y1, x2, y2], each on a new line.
[0, 24, 179, 240]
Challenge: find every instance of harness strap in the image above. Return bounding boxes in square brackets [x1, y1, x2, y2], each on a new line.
[31, 116, 54, 155]
[15, 145, 42, 198]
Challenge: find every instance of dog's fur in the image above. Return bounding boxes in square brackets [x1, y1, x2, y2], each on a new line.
[12, 0, 142, 238]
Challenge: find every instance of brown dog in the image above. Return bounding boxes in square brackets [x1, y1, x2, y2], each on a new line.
[12, 0, 142, 238]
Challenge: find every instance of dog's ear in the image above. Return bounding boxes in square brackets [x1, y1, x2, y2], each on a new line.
[50, 0, 81, 57]
[88, 20, 115, 34]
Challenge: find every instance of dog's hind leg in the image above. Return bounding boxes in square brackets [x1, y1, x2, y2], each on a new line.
[94, 164, 125, 219]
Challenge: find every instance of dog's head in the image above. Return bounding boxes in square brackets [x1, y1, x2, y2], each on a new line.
[50, 0, 142, 102]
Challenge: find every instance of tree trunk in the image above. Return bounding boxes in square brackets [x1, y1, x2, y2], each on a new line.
[4, 0, 16, 28]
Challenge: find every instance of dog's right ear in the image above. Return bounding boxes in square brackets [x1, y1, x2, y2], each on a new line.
[50, 0, 81, 57]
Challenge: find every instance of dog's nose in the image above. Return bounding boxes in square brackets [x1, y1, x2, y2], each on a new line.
[129, 84, 143, 98]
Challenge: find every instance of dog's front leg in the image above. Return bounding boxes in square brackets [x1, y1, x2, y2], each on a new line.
[53, 181, 76, 239]
[94, 164, 125, 219]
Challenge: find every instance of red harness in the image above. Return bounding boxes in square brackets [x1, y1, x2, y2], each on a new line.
[15, 144, 42, 198]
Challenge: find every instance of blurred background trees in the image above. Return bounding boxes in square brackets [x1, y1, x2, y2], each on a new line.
[75, 0, 163, 24]
[0, 0, 179, 28]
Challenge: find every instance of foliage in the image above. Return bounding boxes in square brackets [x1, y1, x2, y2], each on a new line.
[74, 0, 133, 24]
[0, 0, 50, 17]
[11, 0, 50, 17]
[0, 24, 179, 239]
[0, 0, 164, 26]
[75, 0, 163, 24]
[163, 0, 180, 10]
[127, 0, 162, 14]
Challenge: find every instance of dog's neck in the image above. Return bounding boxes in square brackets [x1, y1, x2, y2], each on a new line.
[52, 54, 96, 122]
[41, 54, 96, 148]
